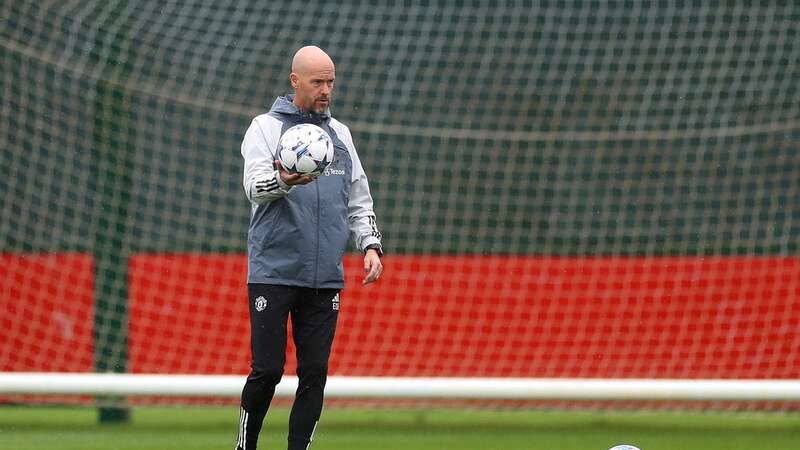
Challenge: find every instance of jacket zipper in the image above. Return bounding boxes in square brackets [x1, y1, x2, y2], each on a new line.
[314, 180, 320, 290]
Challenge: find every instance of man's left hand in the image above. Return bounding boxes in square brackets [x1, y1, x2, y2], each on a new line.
[363, 249, 383, 285]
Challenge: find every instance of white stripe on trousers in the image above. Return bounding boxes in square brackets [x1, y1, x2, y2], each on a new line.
[306, 420, 319, 450]
[237, 407, 248, 450]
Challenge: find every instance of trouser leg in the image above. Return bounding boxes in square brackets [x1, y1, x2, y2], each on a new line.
[236, 284, 295, 450]
[287, 289, 340, 450]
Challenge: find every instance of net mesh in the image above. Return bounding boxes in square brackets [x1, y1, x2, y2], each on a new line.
[2, 1, 799, 410]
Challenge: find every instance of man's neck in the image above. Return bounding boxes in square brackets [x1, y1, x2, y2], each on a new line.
[292, 98, 310, 112]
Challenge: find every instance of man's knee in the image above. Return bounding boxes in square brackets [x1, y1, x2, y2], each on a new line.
[247, 367, 284, 387]
[296, 361, 328, 385]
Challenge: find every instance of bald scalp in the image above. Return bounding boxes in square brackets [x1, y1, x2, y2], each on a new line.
[291, 46, 334, 76]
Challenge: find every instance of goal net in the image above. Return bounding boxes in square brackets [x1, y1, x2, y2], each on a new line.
[2, 1, 799, 410]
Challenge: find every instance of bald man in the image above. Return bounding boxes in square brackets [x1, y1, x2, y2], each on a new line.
[236, 46, 383, 450]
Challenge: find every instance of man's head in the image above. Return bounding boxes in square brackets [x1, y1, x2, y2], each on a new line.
[290, 46, 335, 114]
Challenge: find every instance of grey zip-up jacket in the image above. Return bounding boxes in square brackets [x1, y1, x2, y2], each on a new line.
[242, 95, 382, 288]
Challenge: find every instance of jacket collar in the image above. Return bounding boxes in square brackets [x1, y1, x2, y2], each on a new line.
[270, 94, 331, 124]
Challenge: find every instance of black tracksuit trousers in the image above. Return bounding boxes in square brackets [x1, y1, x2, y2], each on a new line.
[235, 283, 340, 450]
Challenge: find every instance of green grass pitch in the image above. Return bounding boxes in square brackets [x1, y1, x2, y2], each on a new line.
[1, 406, 799, 450]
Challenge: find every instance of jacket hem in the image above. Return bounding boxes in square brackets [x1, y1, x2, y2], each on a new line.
[247, 277, 345, 289]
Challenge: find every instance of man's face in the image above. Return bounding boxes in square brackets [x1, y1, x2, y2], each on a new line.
[291, 66, 335, 114]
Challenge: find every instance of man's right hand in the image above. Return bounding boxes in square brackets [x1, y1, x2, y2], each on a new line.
[276, 160, 316, 186]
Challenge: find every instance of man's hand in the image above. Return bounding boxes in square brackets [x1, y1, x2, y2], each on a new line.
[363, 249, 383, 285]
[276, 160, 316, 186]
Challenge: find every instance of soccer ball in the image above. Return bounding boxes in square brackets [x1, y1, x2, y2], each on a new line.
[277, 123, 334, 177]
[608, 446, 641, 450]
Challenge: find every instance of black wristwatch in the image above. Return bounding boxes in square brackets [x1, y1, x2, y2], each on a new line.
[364, 243, 383, 257]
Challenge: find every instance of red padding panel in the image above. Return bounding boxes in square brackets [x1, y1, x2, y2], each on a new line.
[128, 255, 800, 379]
[128, 254, 250, 374]
[0, 253, 94, 372]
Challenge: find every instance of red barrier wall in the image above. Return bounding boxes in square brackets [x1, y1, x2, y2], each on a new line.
[127, 255, 800, 379]
[2, 254, 798, 379]
[128, 254, 250, 374]
[0, 254, 94, 372]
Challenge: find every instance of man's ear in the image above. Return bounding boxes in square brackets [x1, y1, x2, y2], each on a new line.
[289, 73, 299, 89]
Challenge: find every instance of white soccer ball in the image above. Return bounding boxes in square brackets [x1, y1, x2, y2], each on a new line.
[609, 445, 641, 450]
[278, 123, 334, 177]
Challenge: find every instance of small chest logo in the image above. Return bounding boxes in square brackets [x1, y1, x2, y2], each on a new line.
[324, 167, 345, 176]
[332, 293, 340, 311]
[254, 296, 268, 312]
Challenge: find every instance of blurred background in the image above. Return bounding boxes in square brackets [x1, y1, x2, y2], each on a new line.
[1, 2, 799, 449]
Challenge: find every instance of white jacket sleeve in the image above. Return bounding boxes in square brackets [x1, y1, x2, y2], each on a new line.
[349, 170, 382, 252]
[241, 117, 293, 205]
[342, 128, 382, 252]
